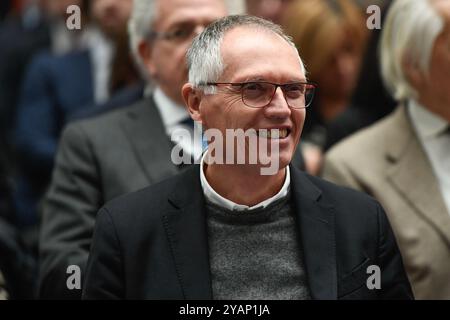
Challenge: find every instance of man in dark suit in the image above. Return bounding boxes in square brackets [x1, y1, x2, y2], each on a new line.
[83, 15, 413, 300]
[39, 0, 231, 300]
[13, 0, 133, 227]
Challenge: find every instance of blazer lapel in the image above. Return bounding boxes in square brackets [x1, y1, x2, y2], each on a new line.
[290, 166, 338, 300]
[121, 96, 179, 185]
[163, 166, 212, 299]
[386, 107, 450, 247]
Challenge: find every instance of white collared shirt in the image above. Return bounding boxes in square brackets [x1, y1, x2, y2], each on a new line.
[409, 100, 450, 215]
[200, 150, 291, 211]
[85, 27, 115, 104]
[153, 87, 204, 160]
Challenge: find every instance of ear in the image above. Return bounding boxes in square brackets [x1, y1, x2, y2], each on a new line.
[138, 40, 157, 78]
[402, 53, 424, 90]
[182, 83, 203, 124]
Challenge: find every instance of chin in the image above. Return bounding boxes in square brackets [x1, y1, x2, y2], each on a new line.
[279, 152, 293, 170]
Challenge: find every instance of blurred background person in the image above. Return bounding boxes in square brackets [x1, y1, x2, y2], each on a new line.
[282, 0, 368, 174]
[323, 0, 450, 299]
[12, 0, 136, 231]
[0, 0, 92, 300]
[1, 137, 36, 299]
[0, 0, 88, 175]
[324, 0, 395, 151]
[245, 0, 294, 24]
[0, 0, 12, 21]
[39, 0, 232, 300]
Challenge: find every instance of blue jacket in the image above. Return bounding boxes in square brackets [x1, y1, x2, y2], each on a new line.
[15, 49, 94, 177]
[13, 50, 94, 226]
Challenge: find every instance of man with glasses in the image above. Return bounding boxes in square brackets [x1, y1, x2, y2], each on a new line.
[39, 0, 229, 299]
[82, 15, 413, 300]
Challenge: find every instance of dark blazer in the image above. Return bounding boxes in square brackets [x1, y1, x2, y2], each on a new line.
[39, 96, 306, 299]
[0, 15, 50, 144]
[15, 50, 94, 177]
[68, 82, 145, 122]
[12, 50, 94, 226]
[39, 96, 174, 299]
[82, 164, 413, 300]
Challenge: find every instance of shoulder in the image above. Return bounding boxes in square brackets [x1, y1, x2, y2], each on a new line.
[305, 173, 379, 211]
[63, 98, 151, 138]
[28, 49, 88, 69]
[301, 172, 385, 246]
[101, 166, 196, 226]
[70, 84, 145, 122]
[326, 106, 405, 163]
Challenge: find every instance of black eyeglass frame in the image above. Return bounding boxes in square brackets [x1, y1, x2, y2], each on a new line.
[201, 81, 317, 109]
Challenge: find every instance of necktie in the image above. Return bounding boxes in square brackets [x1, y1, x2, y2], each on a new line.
[180, 117, 194, 129]
[180, 117, 208, 151]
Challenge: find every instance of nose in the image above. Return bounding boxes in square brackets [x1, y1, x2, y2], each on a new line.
[263, 86, 291, 119]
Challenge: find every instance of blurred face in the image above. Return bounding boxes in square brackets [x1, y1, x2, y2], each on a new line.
[315, 29, 362, 100]
[246, 0, 294, 24]
[91, 0, 133, 37]
[144, 0, 227, 105]
[194, 27, 306, 171]
[416, 0, 450, 116]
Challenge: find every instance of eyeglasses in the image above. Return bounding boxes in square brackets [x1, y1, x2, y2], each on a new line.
[148, 24, 203, 43]
[202, 81, 317, 109]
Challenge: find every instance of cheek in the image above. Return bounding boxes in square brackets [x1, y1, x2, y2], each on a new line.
[292, 110, 305, 141]
[293, 110, 306, 129]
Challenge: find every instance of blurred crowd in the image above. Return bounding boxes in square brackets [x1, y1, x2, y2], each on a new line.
[0, 0, 449, 300]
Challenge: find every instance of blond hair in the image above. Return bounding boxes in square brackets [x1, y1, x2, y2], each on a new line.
[283, 0, 367, 80]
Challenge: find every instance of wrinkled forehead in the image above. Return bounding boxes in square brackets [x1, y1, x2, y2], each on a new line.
[220, 26, 305, 82]
[155, 0, 227, 30]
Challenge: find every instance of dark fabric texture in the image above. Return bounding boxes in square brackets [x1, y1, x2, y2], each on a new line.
[39, 95, 306, 300]
[82, 164, 414, 300]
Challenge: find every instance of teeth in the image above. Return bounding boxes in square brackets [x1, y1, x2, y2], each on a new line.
[259, 130, 268, 138]
[257, 129, 288, 139]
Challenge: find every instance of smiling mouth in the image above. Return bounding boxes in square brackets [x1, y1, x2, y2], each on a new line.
[256, 128, 290, 139]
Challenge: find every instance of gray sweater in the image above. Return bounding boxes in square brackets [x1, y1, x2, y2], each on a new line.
[206, 194, 311, 300]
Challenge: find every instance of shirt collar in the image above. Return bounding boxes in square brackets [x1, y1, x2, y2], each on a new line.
[200, 150, 291, 211]
[409, 99, 449, 139]
[153, 87, 189, 128]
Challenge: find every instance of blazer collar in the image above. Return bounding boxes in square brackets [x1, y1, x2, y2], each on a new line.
[386, 106, 450, 247]
[164, 166, 212, 299]
[164, 165, 338, 300]
[290, 165, 338, 300]
[120, 96, 179, 185]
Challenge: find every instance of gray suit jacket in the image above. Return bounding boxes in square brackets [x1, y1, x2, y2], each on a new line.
[39, 96, 306, 299]
[323, 106, 450, 299]
[39, 97, 180, 299]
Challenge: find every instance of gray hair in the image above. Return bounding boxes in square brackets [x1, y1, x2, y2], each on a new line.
[128, 0, 244, 80]
[380, 0, 445, 101]
[128, 0, 157, 79]
[187, 15, 305, 94]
